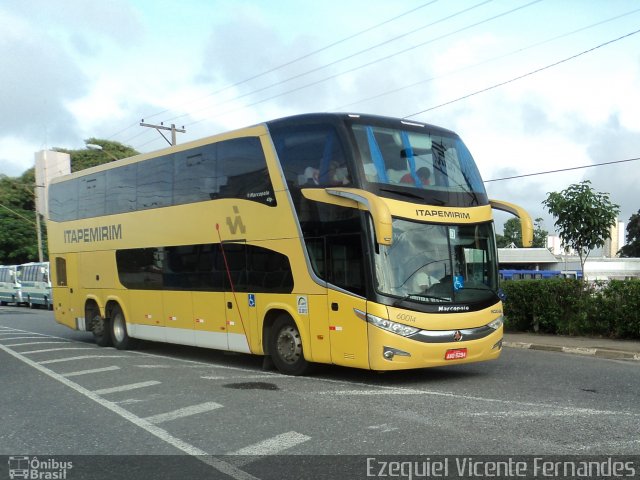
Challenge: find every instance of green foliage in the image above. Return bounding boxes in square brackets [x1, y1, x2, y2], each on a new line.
[56, 138, 138, 172]
[503, 279, 640, 339]
[496, 217, 548, 248]
[619, 210, 640, 257]
[0, 139, 137, 264]
[0, 172, 42, 263]
[543, 180, 620, 276]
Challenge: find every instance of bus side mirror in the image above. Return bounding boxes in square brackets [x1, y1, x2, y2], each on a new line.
[302, 187, 393, 246]
[489, 199, 533, 247]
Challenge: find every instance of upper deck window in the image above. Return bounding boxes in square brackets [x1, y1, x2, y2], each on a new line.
[350, 123, 487, 207]
[271, 125, 350, 189]
[49, 136, 274, 222]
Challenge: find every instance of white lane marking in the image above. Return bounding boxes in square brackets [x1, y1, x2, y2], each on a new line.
[200, 375, 276, 381]
[143, 402, 223, 425]
[317, 389, 424, 395]
[94, 381, 161, 395]
[4, 341, 70, 347]
[229, 431, 311, 456]
[468, 408, 639, 418]
[0, 332, 50, 337]
[21, 347, 96, 354]
[114, 398, 147, 405]
[0, 336, 61, 342]
[39, 355, 129, 365]
[133, 365, 174, 369]
[62, 366, 121, 377]
[368, 424, 399, 433]
[0, 342, 258, 480]
[126, 339, 639, 418]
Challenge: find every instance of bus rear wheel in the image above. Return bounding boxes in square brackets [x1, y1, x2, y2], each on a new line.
[88, 308, 112, 347]
[269, 315, 310, 376]
[110, 305, 136, 350]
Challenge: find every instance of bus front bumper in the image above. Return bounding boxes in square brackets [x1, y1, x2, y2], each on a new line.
[367, 324, 503, 371]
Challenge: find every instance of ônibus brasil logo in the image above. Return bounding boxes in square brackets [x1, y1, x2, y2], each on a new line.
[8, 456, 73, 479]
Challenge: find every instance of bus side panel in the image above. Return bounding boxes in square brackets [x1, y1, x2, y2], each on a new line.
[127, 291, 165, 342]
[327, 289, 369, 369]
[163, 291, 195, 346]
[78, 251, 120, 290]
[225, 292, 251, 353]
[306, 293, 331, 363]
[193, 291, 228, 350]
[51, 255, 79, 329]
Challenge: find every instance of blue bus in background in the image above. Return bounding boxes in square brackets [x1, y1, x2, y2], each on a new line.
[499, 269, 582, 281]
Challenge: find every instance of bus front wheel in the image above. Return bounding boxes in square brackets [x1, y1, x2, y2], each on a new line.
[269, 315, 310, 376]
[110, 305, 136, 350]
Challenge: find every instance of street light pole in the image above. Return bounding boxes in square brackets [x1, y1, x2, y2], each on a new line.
[86, 143, 120, 162]
[11, 182, 45, 262]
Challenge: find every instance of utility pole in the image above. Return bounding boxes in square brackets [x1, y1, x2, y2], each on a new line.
[139, 120, 186, 146]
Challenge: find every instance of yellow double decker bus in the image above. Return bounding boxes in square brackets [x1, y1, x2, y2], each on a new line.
[47, 113, 531, 375]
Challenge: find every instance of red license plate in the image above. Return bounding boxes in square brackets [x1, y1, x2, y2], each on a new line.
[445, 348, 467, 360]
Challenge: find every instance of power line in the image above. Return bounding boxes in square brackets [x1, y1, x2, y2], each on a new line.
[404, 27, 640, 118]
[484, 157, 640, 183]
[332, 6, 640, 111]
[164, 0, 499, 126]
[178, 0, 541, 130]
[137, 0, 443, 124]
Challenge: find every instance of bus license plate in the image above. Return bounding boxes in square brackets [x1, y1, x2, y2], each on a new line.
[445, 348, 467, 360]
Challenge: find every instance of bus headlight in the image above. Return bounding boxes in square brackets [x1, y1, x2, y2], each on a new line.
[487, 316, 504, 330]
[355, 309, 419, 337]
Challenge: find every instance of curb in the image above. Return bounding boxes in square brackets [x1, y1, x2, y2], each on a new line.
[503, 341, 640, 361]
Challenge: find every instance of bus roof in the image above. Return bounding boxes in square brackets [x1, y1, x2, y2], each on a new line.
[49, 113, 458, 185]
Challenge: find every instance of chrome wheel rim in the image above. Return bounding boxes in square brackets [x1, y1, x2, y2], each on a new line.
[112, 313, 126, 343]
[276, 326, 302, 365]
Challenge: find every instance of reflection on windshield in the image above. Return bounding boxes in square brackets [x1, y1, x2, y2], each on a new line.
[373, 219, 498, 304]
[351, 124, 485, 204]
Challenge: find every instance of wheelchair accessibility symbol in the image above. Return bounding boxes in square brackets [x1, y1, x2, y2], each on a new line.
[248, 294, 256, 307]
[453, 276, 464, 291]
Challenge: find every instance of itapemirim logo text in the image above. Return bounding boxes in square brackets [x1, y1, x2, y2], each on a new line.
[8, 456, 73, 479]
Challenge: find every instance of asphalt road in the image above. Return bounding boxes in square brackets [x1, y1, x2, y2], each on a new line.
[1, 307, 639, 479]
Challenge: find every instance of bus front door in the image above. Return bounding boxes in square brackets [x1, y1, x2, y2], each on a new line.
[327, 288, 369, 369]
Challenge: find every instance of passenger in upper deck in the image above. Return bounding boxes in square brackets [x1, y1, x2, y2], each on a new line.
[400, 167, 431, 187]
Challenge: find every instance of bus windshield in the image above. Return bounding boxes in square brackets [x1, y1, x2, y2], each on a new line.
[350, 122, 487, 207]
[373, 218, 498, 305]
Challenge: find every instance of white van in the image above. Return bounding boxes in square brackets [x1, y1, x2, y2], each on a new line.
[18, 262, 52, 309]
[0, 265, 23, 306]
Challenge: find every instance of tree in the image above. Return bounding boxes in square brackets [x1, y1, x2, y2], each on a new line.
[543, 180, 620, 278]
[619, 210, 640, 257]
[496, 217, 548, 248]
[0, 139, 137, 264]
[56, 138, 138, 172]
[0, 171, 41, 264]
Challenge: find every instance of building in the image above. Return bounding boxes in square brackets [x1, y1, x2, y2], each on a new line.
[498, 247, 640, 281]
[548, 220, 626, 259]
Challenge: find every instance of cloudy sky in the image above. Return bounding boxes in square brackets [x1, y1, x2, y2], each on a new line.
[1, 0, 639, 236]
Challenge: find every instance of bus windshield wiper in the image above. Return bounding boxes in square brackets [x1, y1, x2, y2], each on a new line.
[378, 188, 424, 200]
[393, 293, 450, 306]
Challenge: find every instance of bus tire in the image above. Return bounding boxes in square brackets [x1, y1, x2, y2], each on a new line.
[110, 305, 137, 350]
[88, 308, 112, 347]
[269, 315, 310, 376]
